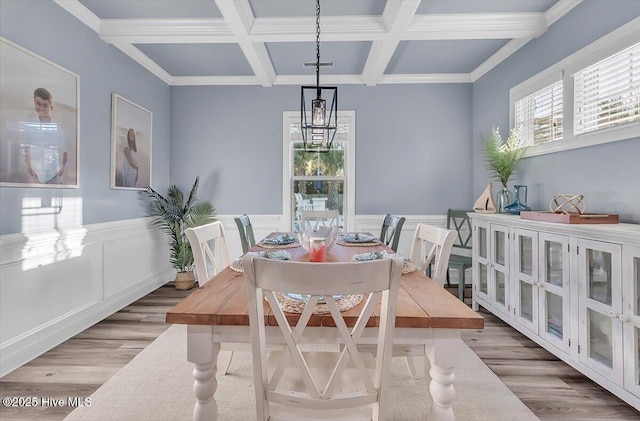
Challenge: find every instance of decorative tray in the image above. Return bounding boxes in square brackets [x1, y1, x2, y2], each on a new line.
[520, 211, 619, 224]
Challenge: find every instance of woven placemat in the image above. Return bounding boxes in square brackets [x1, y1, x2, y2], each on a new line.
[275, 293, 364, 314]
[230, 259, 243, 273]
[257, 241, 300, 249]
[336, 239, 382, 247]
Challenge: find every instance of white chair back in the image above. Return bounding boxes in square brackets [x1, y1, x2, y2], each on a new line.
[185, 221, 230, 287]
[301, 209, 340, 232]
[243, 255, 404, 420]
[409, 223, 456, 287]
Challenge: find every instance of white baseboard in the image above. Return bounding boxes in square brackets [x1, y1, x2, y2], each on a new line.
[0, 218, 174, 377]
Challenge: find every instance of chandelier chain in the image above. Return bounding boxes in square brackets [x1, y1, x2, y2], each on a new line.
[315, 0, 321, 87]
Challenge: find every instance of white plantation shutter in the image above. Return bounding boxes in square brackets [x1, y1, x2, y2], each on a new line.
[574, 42, 640, 135]
[514, 80, 563, 146]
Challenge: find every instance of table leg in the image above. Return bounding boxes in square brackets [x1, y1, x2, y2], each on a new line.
[188, 325, 220, 421]
[426, 330, 462, 421]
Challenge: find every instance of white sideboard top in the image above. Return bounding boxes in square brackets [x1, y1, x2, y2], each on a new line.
[468, 213, 640, 246]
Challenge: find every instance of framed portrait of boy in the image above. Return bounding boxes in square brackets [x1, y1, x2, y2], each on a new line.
[0, 37, 79, 188]
[110, 94, 152, 190]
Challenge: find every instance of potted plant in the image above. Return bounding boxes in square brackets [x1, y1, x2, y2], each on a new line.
[143, 177, 216, 290]
[483, 126, 527, 213]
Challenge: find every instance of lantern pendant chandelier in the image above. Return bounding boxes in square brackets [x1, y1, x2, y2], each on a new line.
[300, 0, 337, 153]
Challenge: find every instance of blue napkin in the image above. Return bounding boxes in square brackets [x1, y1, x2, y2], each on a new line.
[262, 234, 296, 245]
[353, 250, 388, 261]
[341, 233, 376, 243]
[259, 250, 291, 260]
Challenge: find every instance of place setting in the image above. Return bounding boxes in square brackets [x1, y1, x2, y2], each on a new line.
[337, 232, 382, 247]
[257, 233, 299, 249]
[352, 250, 417, 274]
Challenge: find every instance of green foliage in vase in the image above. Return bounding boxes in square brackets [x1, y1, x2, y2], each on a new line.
[483, 126, 527, 187]
[142, 177, 216, 272]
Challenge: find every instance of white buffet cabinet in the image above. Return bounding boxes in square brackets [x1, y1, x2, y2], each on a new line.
[469, 213, 640, 411]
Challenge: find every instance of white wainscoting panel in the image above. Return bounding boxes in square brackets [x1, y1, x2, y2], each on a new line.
[0, 218, 173, 377]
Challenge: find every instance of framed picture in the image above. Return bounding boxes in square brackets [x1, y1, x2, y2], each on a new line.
[110, 94, 152, 190]
[0, 37, 79, 188]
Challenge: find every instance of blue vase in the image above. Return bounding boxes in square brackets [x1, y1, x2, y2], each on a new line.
[505, 185, 531, 215]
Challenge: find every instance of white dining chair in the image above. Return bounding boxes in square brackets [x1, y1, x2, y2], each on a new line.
[185, 221, 237, 373]
[301, 209, 340, 232]
[185, 221, 230, 288]
[404, 223, 456, 379]
[243, 254, 404, 421]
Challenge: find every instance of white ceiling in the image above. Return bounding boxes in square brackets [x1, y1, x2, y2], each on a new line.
[54, 0, 583, 86]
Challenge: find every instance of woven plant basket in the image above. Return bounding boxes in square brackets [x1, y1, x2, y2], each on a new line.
[174, 271, 196, 290]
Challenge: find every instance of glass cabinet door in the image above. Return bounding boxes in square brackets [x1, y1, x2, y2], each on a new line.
[578, 238, 623, 383]
[490, 224, 510, 317]
[472, 219, 490, 310]
[623, 246, 640, 397]
[538, 233, 571, 354]
[513, 228, 538, 333]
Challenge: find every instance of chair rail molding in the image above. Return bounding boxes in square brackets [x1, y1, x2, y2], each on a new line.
[0, 217, 174, 377]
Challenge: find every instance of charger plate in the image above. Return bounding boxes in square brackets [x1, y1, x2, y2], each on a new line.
[275, 293, 364, 314]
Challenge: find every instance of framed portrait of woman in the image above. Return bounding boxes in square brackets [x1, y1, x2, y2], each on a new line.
[0, 37, 79, 188]
[110, 94, 152, 190]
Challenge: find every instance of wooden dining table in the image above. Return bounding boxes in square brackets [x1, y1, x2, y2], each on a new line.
[166, 233, 484, 421]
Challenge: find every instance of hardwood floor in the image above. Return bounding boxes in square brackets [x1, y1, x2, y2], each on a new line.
[1, 284, 638, 420]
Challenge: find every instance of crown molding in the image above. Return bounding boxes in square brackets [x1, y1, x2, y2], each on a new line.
[469, 0, 583, 82]
[546, 0, 583, 26]
[380, 73, 472, 84]
[54, 0, 101, 33]
[111, 43, 172, 85]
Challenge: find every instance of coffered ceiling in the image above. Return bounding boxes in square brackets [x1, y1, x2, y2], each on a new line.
[54, 0, 583, 86]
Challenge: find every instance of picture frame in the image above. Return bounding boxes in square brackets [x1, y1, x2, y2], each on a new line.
[110, 94, 152, 190]
[0, 37, 79, 188]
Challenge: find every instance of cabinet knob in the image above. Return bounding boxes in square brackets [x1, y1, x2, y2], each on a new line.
[618, 314, 629, 322]
[607, 311, 619, 319]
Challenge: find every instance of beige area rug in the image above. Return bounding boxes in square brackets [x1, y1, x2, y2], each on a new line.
[65, 324, 538, 421]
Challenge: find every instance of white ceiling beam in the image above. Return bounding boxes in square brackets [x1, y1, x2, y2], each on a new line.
[87, 13, 553, 45]
[380, 73, 472, 84]
[407, 13, 547, 40]
[250, 16, 387, 42]
[172, 76, 262, 86]
[100, 19, 234, 44]
[470, 0, 583, 82]
[361, 0, 422, 86]
[215, 0, 276, 87]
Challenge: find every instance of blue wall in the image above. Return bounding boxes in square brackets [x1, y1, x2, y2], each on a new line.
[170, 83, 474, 216]
[472, 0, 640, 222]
[0, 0, 171, 235]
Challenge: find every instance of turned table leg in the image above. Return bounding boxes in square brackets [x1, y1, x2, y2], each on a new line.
[188, 325, 220, 421]
[426, 330, 462, 421]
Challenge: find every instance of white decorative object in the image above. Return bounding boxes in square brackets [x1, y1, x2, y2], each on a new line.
[297, 226, 338, 252]
[473, 184, 497, 214]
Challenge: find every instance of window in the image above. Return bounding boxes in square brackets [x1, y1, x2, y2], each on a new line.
[515, 80, 563, 146]
[574, 42, 640, 135]
[509, 19, 639, 157]
[283, 111, 355, 232]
